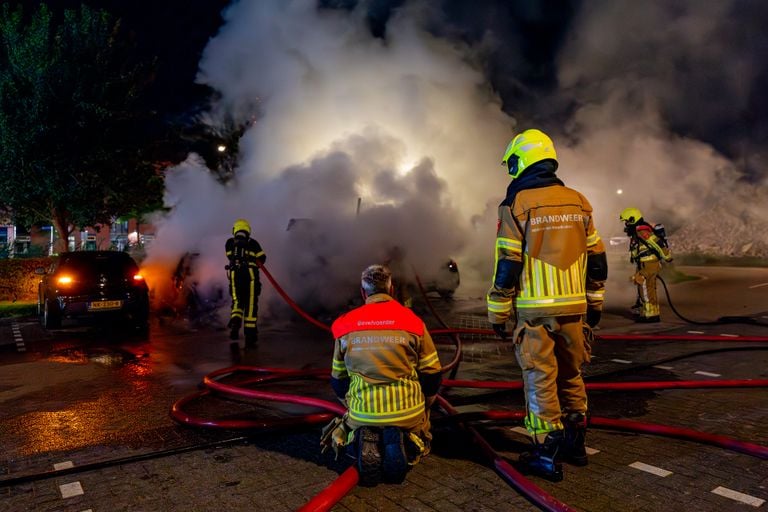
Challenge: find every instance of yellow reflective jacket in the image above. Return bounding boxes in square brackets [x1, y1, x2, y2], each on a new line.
[487, 182, 606, 324]
[331, 294, 441, 428]
[629, 224, 673, 266]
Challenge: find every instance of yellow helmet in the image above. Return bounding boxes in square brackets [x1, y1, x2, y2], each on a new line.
[619, 207, 643, 225]
[501, 129, 558, 179]
[232, 218, 251, 236]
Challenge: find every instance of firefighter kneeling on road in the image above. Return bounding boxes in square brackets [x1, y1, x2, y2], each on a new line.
[320, 264, 442, 486]
[487, 128, 607, 482]
[225, 219, 266, 349]
[620, 207, 673, 323]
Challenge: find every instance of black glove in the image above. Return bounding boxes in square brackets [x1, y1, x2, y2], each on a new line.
[492, 323, 508, 340]
[586, 309, 601, 328]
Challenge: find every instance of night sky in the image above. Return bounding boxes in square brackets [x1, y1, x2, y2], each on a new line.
[15, 0, 767, 180]
[12, 0, 766, 300]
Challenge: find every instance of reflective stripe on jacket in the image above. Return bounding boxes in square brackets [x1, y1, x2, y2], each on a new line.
[225, 236, 266, 274]
[630, 225, 671, 266]
[331, 294, 441, 427]
[487, 184, 606, 323]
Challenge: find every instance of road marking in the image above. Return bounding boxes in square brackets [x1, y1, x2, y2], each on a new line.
[719, 333, 739, 338]
[59, 481, 84, 498]
[695, 371, 721, 378]
[711, 486, 765, 507]
[54, 461, 75, 471]
[629, 461, 672, 477]
[611, 359, 632, 364]
[653, 365, 674, 370]
[748, 282, 768, 289]
[12, 322, 25, 352]
[687, 330, 704, 334]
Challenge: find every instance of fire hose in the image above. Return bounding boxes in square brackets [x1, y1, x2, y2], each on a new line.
[168, 263, 768, 512]
[657, 275, 768, 327]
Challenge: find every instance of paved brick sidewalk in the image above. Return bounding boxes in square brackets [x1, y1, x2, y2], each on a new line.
[1, 302, 767, 512]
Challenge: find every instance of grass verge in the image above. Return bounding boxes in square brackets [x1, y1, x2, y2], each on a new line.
[0, 301, 37, 318]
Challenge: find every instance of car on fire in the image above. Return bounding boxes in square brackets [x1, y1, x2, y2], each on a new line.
[285, 218, 460, 308]
[36, 251, 150, 332]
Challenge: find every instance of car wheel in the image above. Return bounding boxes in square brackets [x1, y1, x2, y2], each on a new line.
[43, 299, 61, 329]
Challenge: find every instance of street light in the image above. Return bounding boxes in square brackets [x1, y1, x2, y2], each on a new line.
[217, 144, 227, 153]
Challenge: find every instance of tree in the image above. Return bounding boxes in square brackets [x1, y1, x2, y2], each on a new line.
[0, 3, 163, 252]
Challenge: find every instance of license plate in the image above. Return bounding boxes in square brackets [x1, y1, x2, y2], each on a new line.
[88, 300, 123, 311]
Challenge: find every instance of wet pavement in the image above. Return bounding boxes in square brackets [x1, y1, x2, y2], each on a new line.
[1, 265, 767, 511]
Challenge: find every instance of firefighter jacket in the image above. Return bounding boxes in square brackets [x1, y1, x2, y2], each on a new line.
[330, 294, 442, 429]
[629, 224, 672, 267]
[487, 163, 607, 324]
[225, 235, 266, 279]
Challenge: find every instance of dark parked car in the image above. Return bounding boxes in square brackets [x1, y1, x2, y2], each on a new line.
[37, 251, 149, 332]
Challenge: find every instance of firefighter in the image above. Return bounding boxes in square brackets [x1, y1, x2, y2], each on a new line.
[619, 207, 673, 323]
[225, 219, 266, 348]
[321, 264, 442, 486]
[487, 129, 607, 482]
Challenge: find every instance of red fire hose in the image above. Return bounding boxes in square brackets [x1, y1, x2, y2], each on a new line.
[170, 263, 768, 512]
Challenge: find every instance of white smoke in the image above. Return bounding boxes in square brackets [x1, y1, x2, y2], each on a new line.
[145, 0, 514, 316]
[554, 0, 756, 238]
[145, 0, 765, 322]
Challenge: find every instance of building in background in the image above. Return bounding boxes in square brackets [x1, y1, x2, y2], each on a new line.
[0, 218, 155, 258]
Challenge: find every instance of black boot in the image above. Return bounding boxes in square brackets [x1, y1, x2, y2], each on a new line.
[381, 427, 408, 483]
[228, 317, 241, 340]
[244, 328, 258, 349]
[229, 342, 241, 363]
[356, 427, 383, 487]
[518, 431, 564, 482]
[561, 413, 588, 466]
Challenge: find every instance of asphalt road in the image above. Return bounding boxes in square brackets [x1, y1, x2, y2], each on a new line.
[1, 265, 767, 511]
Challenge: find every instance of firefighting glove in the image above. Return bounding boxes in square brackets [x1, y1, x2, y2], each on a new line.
[320, 416, 347, 460]
[586, 309, 601, 328]
[492, 323, 509, 340]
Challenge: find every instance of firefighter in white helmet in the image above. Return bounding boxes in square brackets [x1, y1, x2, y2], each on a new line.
[225, 219, 266, 349]
[487, 129, 607, 481]
[619, 207, 673, 323]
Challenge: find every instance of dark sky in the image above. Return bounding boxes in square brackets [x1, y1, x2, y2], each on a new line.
[18, 0, 768, 178]
[118, 0, 768, 300]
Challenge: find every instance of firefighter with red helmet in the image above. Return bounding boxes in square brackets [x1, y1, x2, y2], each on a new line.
[487, 129, 607, 481]
[225, 219, 266, 348]
[620, 207, 673, 323]
[322, 264, 442, 485]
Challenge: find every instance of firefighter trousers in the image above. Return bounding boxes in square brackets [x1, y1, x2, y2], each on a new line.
[632, 260, 661, 318]
[512, 314, 590, 442]
[229, 268, 261, 341]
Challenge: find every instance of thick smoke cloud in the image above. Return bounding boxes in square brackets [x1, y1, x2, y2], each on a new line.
[145, 0, 514, 318]
[551, 0, 767, 249]
[145, 0, 767, 322]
